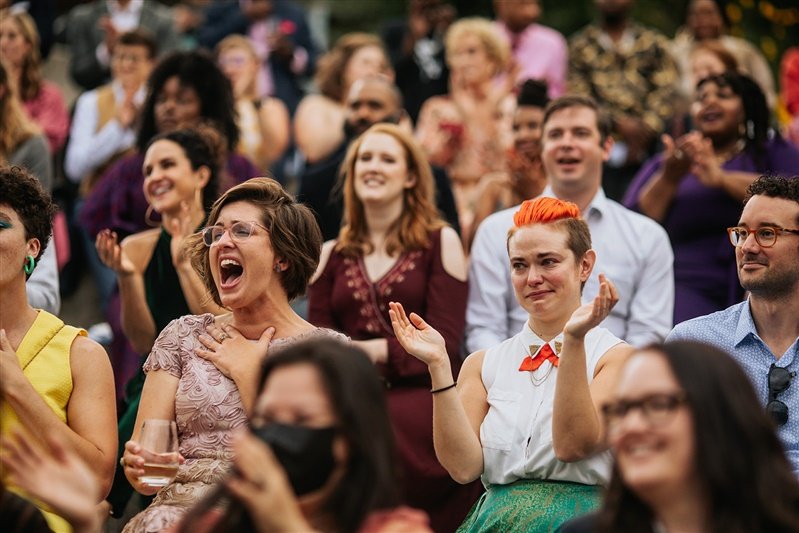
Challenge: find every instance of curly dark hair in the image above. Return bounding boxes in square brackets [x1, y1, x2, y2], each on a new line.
[695, 72, 771, 170]
[0, 165, 57, 260]
[744, 174, 799, 226]
[136, 50, 238, 153]
[597, 341, 799, 533]
[517, 78, 549, 109]
[186, 178, 322, 304]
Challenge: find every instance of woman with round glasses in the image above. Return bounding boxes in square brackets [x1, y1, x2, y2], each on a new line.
[559, 341, 799, 533]
[96, 126, 227, 515]
[388, 196, 632, 530]
[623, 72, 799, 324]
[119, 178, 343, 532]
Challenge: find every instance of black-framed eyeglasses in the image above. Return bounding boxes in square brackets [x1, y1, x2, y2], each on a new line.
[602, 392, 688, 434]
[201, 221, 268, 247]
[727, 226, 799, 248]
[767, 364, 795, 427]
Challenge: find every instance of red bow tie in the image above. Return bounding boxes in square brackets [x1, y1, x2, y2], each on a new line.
[519, 343, 560, 372]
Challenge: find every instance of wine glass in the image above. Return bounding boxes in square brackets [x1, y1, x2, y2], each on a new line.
[138, 419, 179, 487]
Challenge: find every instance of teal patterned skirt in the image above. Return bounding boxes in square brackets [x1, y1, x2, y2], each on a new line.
[456, 478, 602, 533]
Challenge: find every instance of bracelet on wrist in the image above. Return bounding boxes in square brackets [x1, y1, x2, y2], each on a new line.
[431, 382, 457, 394]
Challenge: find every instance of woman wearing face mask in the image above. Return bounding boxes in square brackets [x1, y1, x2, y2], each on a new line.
[178, 339, 432, 533]
[307, 123, 481, 532]
[623, 72, 799, 324]
[119, 178, 343, 532]
[560, 341, 799, 533]
[389, 196, 632, 531]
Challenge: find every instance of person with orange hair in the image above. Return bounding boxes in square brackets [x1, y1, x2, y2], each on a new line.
[390, 195, 633, 531]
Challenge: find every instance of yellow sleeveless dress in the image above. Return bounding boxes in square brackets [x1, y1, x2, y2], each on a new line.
[0, 310, 86, 533]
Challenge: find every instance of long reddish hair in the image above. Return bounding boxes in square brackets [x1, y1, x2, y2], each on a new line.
[336, 123, 445, 257]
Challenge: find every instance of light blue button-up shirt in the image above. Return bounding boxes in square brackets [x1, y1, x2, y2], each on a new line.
[669, 300, 799, 476]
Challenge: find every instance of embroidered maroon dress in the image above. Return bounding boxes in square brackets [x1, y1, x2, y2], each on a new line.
[308, 229, 483, 533]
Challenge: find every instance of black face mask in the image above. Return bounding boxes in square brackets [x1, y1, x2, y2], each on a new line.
[251, 423, 337, 496]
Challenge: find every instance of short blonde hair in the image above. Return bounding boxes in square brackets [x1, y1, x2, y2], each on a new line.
[215, 34, 258, 60]
[445, 17, 509, 75]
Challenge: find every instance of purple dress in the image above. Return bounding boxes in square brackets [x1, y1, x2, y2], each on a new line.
[623, 139, 799, 324]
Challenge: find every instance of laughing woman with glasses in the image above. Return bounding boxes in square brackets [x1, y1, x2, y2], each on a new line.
[560, 341, 799, 533]
[119, 178, 343, 532]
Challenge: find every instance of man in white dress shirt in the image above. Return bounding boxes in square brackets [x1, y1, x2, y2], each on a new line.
[466, 95, 674, 353]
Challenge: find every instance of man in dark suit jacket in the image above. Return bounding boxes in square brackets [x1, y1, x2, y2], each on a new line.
[66, 0, 178, 90]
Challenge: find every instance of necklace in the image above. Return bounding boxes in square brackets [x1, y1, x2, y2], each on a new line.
[529, 364, 555, 387]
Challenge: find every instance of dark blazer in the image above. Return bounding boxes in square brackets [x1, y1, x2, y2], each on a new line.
[66, 0, 179, 90]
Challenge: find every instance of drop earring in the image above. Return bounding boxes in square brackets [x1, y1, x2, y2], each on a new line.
[23, 255, 35, 275]
[274, 263, 282, 273]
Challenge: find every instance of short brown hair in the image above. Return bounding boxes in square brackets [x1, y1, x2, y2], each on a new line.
[187, 178, 322, 304]
[117, 29, 157, 59]
[543, 95, 612, 142]
[314, 33, 389, 102]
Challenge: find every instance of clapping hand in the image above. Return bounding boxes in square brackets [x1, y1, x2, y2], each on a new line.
[167, 200, 200, 268]
[1, 429, 102, 532]
[96, 229, 135, 275]
[691, 136, 725, 189]
[388, 302, 448, 367]
[563, 274, 619, 340]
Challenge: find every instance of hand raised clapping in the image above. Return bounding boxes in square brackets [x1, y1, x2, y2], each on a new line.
[563, 273, 619, 340]
[388, 302, 448, 367]
[96, 229, 135, 275]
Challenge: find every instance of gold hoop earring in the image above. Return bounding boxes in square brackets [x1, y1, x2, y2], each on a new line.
[145, 205, 160, 227]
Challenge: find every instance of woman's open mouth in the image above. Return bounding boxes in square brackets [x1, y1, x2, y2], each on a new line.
[220, 258, 244, 289]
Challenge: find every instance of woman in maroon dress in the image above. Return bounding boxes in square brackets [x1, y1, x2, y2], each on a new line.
[308, 123, 481, 532]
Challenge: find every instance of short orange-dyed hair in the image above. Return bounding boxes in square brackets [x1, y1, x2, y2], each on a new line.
[507, 197, 592, 262]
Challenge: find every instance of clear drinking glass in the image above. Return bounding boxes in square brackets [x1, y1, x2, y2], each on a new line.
[139, 419, 179, 487]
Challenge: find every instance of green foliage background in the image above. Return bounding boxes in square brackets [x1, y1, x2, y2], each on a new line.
[329, 0, 799, 78]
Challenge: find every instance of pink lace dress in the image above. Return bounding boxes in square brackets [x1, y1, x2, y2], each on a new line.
[122, 314, 344, 533]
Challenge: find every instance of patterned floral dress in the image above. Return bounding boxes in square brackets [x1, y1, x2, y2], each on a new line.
[307, 229, 483, 533]
[122, 314, 343, 533]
